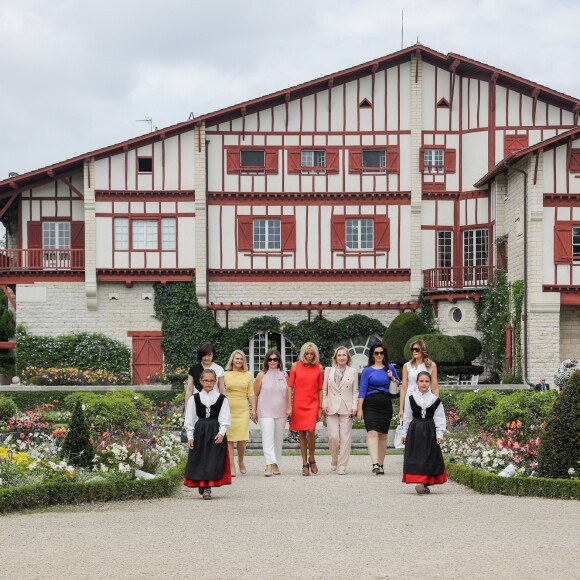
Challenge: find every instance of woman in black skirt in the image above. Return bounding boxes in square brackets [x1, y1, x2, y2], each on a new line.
[402, 371, 447, 494]
[183, 369, 232, 500]
[357, 343, 401, 475]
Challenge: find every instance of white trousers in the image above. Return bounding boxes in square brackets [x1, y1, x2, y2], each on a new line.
[259, 417, 285, 465]
[326, 413, 353, 471]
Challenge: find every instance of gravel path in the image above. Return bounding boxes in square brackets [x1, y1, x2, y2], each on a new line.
[1, 454, 579, 580]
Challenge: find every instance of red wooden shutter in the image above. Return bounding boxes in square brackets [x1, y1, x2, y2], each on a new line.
[349, 149, 362, 174]
[326, 149, 340, 174]
[569, 150, 580, 173]
[444, 149, 456, 173]
[226, 148, 241, 174]
[27, 222, 42, 248]
[237, 216, 254, 251]
[331, 216, 346, 250]
[419, 148, 425, 172]
[71, 222, 85, 249]
[281, 216, 296, 251]
[386, 146, 400, 173]
[374, 215, 391, 251]
[504, 134, 529, 157]
[287, 149, 302, 174]
[265, 149, 279, 174]
[554, 222, 573, 264]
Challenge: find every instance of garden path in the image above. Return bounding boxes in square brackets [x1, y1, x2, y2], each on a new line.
[2, 454, 579, 580]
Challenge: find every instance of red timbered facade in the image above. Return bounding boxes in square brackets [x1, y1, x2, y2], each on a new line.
[1, 44, 579, 381]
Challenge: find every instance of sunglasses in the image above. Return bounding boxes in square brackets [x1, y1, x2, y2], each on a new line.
[267, 357, 279, 362]
[411, 347, 422, 353]
[374, 350, 385, 355]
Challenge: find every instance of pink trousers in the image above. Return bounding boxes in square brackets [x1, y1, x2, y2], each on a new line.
[326, 413, 353, 472]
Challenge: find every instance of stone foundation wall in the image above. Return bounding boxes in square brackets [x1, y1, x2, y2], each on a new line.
[560, 305, 580, 361]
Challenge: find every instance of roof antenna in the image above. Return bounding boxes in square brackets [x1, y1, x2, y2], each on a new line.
[136, 117, 153, 133]
[188, 112, 195, 120]
[401, 10, 404, 49]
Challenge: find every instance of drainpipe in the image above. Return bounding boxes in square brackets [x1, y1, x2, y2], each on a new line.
[503, 160, 532, 387]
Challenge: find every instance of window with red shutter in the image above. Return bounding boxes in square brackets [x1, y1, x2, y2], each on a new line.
[237, 216, 254, 251]
[554, 222, 573, 263]
[444, 149, 456, 173]
[281, 216, 296, 251]
[227, 148, 279, 174]
[420, 147, 456, 174]
[227, 148, 241, 174]
[386, 146, 400, 174]
[504, 134, 529, 158]
[264, 150, 279, 174]
[331, 216, 346, 250]
[287, 148, 339, 175]
[287, 149, 302, 174]
[374, 215, 391, 251]
[348, 150, 363, 174]
[71, 222, 85, 249]
[569, 149, 580, 173]
[27, 222, 42, 249]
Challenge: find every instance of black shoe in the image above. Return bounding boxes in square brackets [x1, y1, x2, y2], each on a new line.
[378, 465, 385, 475]
[198, 487, 204, 495]
[372, 463, 380, 474]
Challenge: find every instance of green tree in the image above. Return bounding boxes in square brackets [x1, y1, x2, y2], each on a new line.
[61, 400, 94, 468]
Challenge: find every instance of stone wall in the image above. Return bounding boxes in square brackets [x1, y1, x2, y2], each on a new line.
[16, 282, 160, 347]
[560, 305, 580, 361]
[434, 299, 479, 338]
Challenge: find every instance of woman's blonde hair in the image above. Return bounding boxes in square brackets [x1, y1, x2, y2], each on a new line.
[225, 349, 249, 372]
[408, 338, 433, 369]
[299, 342, 320, 366]
[332, 346, 352, 366]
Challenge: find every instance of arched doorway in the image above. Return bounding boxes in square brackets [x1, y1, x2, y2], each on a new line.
[245, 331, 298, 375]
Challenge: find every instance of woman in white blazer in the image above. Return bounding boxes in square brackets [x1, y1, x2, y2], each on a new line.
[322, 346, 359, 474]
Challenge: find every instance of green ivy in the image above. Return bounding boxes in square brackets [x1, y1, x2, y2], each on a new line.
[154, 278, 386, 368]
[511, 279, 524, 381]
[15, 326, 131, 381]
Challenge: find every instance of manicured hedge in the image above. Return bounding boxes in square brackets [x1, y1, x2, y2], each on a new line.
[2, 390, 178, 411]
[0, 459, 187, 514]
[446, 463, 580, 500]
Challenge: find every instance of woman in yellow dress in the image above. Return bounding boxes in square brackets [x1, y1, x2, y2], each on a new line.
[224, 350, 256, 476]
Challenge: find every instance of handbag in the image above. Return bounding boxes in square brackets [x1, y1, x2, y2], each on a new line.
[180, 427, 188, 443]
[394, 420, 405, 449]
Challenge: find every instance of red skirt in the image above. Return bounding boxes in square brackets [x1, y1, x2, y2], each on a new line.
[183, 447, 232, 489]
[402, 468, 447, 486]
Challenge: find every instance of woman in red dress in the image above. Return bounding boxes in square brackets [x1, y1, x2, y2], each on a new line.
[287, 342, 323, 476]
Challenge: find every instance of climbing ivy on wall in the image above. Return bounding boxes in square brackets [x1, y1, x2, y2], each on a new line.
[475, 272, 524, 383]
[153, 279, 386, 368]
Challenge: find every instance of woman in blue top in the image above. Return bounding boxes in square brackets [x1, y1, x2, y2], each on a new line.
[356, 343, 401, 475]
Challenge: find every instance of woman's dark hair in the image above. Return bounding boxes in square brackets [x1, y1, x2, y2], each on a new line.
[367, 343, 389, 368]
[262, 349, 283, 372]
[416, 371, 432, 382]
[197, 342, 217, 363]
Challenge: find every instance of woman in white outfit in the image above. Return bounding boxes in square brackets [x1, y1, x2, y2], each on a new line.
[398, 338, 439, 419]
[322, 346, 358, 475]
[253, 349, 289, 477]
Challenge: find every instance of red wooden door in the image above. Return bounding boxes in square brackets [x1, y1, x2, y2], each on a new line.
[131, 335, 163, 384]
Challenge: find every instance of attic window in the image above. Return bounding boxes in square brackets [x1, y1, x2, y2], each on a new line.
[138, 157, 153, 173]
[436, 98, 450, 109]
[359, 98, 372, 108]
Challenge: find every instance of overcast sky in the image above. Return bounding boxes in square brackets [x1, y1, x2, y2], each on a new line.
[1, 0, 579, 180]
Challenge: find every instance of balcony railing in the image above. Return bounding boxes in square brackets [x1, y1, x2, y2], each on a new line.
[0, 249, 85, 271]
[423, 266, 493, 291]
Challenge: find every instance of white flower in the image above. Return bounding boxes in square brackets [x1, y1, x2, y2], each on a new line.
[568, 467, 576, 475]
[134, 396, 139, 400]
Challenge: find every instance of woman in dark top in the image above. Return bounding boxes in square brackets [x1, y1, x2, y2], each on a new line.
[185, 342, 226, 409]
[356, 343, 400, 475]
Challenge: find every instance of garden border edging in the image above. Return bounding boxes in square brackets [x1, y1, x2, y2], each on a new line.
[446, 463, 580, 500]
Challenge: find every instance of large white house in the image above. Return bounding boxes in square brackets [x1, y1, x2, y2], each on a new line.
[1, 44, 579, 382]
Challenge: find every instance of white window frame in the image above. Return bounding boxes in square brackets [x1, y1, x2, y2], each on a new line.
[114, 218, 129, 251]
[301, 150, 326, 174]
[161, 218, 176, 251]
[423, 148, 445, 173]
[437, 231, 453, 268]
[463, 229, 489, 267]
[253, 219, 281, 251]
[245, 332, 298, 375]
[573, 226, 580, 259]
[345, 218, 374, 251]
[362, 149, 386, 173]
[42, 222, 70, 249]
[132, 220, 158, 250]
[240, 150, 266, 174]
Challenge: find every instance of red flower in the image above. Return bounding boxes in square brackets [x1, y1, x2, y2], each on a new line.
[19, 433, 25, 439]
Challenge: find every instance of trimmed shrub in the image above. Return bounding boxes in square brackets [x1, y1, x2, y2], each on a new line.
[437, 364, 484, 377]
[404, 334, 464, 364]
[537, 371, 580, 479]
[446, 463, 580, 500]
[453, 335, 483, 363]
[0, 396, 17, 421]
[456, 389, 501, 428]
[61, 401, 94, 468]
[486, 391, 556, 432]
[383, 313, 429, 364]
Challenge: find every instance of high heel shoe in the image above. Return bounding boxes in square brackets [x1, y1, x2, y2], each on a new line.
[308, 460, 318, 475]
[302, 464, 310, 476]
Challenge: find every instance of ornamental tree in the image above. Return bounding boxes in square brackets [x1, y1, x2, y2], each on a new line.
[61, 400, 94, 468]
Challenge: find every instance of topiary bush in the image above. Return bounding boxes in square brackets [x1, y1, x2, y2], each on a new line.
[383, 312, 429, 364]
[485, 391, 557, 432]
[453, 335, 483, 363]
[456, 389, 502, 428]
[537, 371, 580, 479]
[61, 400, 94, 468]
[0, 396, 17, 421]
[403, 334, 464, 364]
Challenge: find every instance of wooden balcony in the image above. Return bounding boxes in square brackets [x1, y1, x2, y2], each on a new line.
[423, 266, 493, 292]
[0, 249, 85, 271]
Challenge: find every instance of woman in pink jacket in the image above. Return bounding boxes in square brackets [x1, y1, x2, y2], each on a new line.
[322, 346, 359, 475]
